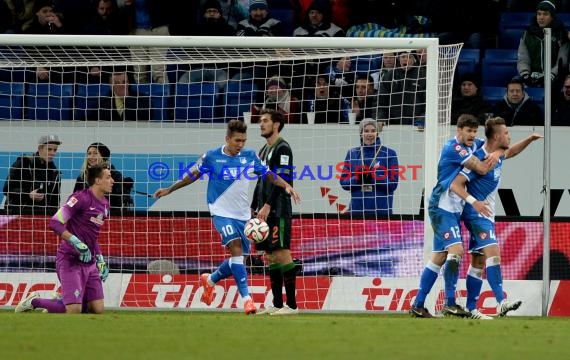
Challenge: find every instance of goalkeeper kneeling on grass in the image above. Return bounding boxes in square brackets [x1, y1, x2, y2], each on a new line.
[15, 163, 113, 314]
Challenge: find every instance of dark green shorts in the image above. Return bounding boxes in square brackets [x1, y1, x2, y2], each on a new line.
[255, 216, 291, 252]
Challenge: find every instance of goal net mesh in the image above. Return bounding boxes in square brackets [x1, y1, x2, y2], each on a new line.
[0, 35, 460, 312]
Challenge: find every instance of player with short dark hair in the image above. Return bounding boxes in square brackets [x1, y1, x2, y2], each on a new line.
[154, 119, 301, 315]
[410, 114, 502, 318]
[15, 163, 113, 314]
[252, 108, 298, 315]
[450, 117, 542, 319]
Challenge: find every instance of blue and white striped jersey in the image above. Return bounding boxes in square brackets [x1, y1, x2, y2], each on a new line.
[428, 136, 485, 214]
[197, 145, 267, 221]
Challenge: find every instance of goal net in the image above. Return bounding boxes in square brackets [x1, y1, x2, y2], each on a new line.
[0, 34, 459, 312]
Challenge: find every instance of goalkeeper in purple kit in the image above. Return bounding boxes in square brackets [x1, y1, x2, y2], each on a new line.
[15, 163, 113, 314]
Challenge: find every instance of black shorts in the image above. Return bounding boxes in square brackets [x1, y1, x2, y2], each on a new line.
[254, 216, 291, 252]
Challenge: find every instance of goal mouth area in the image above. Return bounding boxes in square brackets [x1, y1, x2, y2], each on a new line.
[0, 34, 467, 312]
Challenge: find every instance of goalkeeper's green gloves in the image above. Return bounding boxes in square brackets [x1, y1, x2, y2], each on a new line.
[69, 235, 91, 263]
[96, 254, 109, 282]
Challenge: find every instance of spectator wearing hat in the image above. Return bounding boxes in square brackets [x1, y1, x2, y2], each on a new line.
[236, 0, 285, 37]
[339, 119, 399, 216]
[82, 0, 129, 35]
[492, 78, 543, 126]
[179, 0, 235, 92]
[193, 0, 236, 36]
[73, 142, 133, 213]
[451, 72, 493, 124]
[232, 0, 286, 89]
[518, 0, 569, 87]
[293, 0, 345, 37]
[23, 0, 76, 83]
[251, 75, 301, 123]
[3, 134, 62, 215]
[25, 0, 65, 34]
[291, 0, 350, 31]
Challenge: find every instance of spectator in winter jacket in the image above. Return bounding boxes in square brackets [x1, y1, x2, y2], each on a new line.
[339, 119, 399, 216]
[293, 0, 345, 37]
[492, 78, 543, 126]
[451, 72, 493, 124]
[3, 134, 62, 215]
[517, 1, 569, 87]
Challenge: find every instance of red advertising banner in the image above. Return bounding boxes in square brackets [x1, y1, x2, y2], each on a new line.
[1, 215, 569, 280]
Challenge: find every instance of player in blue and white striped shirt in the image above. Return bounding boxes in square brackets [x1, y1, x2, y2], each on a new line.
[451, 117, 542, 318]
[154, 120, 300, 315]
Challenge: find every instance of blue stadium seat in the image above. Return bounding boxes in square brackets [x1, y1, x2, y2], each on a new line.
[0, 68, 26, 83]
[499, 12, 533, 30]
[526, 87, 545, 103]
[482, 60, 519, 87]
[272, 9, 295, 36]
[484, 49, 518, 62]
[135, 83, 171, 121]
[499, 28, 524, 48]
[457, 49, 480, 85]
[558, 13, 570, 27]
[457, 58, 477, 79]
[481, 49, 519, 87]
[223, 80, 257, 120]
[353, 55, 381, 74]
[0, 82, 24, 120]
[482, 86, 505, 106]
[459, 49, 480, 64]
[174, 82, 217, 122]
[27, 83, 74, 121]
[75, 83, 111, 121]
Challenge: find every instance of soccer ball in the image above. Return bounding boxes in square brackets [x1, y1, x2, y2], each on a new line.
[244, 218, 269, 243]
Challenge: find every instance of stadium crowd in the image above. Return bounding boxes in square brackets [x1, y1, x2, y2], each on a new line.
[0, 0, 568, 125]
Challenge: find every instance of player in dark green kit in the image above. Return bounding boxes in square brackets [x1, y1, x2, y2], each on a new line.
[252, 108, 298, 315]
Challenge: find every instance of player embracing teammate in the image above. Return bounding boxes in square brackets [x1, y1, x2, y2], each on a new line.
[410, 114, 542, 319]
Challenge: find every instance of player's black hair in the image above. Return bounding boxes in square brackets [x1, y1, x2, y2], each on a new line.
[485, 117, 506, 139]
[456, 114, 479, 129]
[87, 162, 110, 186]
[227, 119, 247, 137]
[260, 108, 285, 132]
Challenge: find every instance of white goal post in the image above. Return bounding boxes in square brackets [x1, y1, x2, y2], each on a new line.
[0, 34, 460, 312]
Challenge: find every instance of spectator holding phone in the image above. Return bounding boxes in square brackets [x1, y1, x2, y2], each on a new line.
[3, 135, 62, 215]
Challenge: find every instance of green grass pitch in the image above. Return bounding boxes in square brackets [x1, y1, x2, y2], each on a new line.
[1, 310, 569, 360]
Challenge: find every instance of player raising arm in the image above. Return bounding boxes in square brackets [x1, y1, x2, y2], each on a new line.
[154, 120, 300, 315]
[15, 163, 113, 314]
[410, 114, 503, 318]
[450, 117, 542, 319]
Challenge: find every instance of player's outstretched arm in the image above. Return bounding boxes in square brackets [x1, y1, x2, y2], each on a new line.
[154, 169, 201, 198]
[450, 174, 493, 217]
[504, 133, 543, 159]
